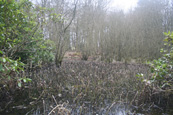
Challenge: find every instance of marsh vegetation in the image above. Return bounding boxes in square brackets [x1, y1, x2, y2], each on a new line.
[0, 0, 173, 114]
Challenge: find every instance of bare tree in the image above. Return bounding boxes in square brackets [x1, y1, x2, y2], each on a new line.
[33, 0, 173, 63]
[36, 0, 78, 66]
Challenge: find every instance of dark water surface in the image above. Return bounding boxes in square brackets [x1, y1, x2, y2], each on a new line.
[2, 100, 171, 115]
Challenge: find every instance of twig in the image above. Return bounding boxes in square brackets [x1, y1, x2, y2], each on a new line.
[48, 104, 62, 115]
[52, 95, 58, 105]
[48, 103, 70, 115]
[130, 91, 138, 105]
[106, 102, 116, 115]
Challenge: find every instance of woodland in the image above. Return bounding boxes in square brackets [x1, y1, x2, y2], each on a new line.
[0, 0, 173, 114]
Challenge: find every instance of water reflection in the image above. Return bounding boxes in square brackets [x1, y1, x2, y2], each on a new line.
[5, 99, 169, 115]
[28, 100, 141, 115]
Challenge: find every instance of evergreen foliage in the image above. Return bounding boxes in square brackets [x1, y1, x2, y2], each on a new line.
[0, 0, 55, 86]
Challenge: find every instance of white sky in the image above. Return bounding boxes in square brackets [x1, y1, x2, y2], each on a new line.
[110, 0, 138, 12]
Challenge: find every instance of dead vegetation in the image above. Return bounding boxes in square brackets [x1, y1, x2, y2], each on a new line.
[2, 59, 173, 114]
[20, 60, 150, 114]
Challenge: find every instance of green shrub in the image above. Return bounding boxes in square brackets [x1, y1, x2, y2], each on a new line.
[0, 0, 55, 86]
[147, 32, 173, 90]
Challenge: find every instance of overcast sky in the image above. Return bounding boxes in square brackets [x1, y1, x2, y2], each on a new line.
[30, 0, 139, 12]
[110, 0, 138, 12]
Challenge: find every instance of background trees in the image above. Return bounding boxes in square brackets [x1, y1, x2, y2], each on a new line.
[1, 0, 173, 71]
[28, 0, 173, 63]
[69, 0, 173, 62]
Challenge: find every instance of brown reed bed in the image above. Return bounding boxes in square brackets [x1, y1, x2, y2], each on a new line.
[26, 61, 151, 114]
[2, 60, 165, 114]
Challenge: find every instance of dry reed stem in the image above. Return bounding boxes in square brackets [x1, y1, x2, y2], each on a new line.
[48, 103, 70, 115]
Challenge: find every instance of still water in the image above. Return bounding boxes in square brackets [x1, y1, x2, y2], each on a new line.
[5, 99, 170, 115]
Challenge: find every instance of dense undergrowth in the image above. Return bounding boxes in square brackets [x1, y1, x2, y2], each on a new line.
[0, 0, 55, 85]
[0, 0, 173, 114]
[136, 31, 173, 113]
[0, 60, 150, 114]
[1, 59, 172, 114]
